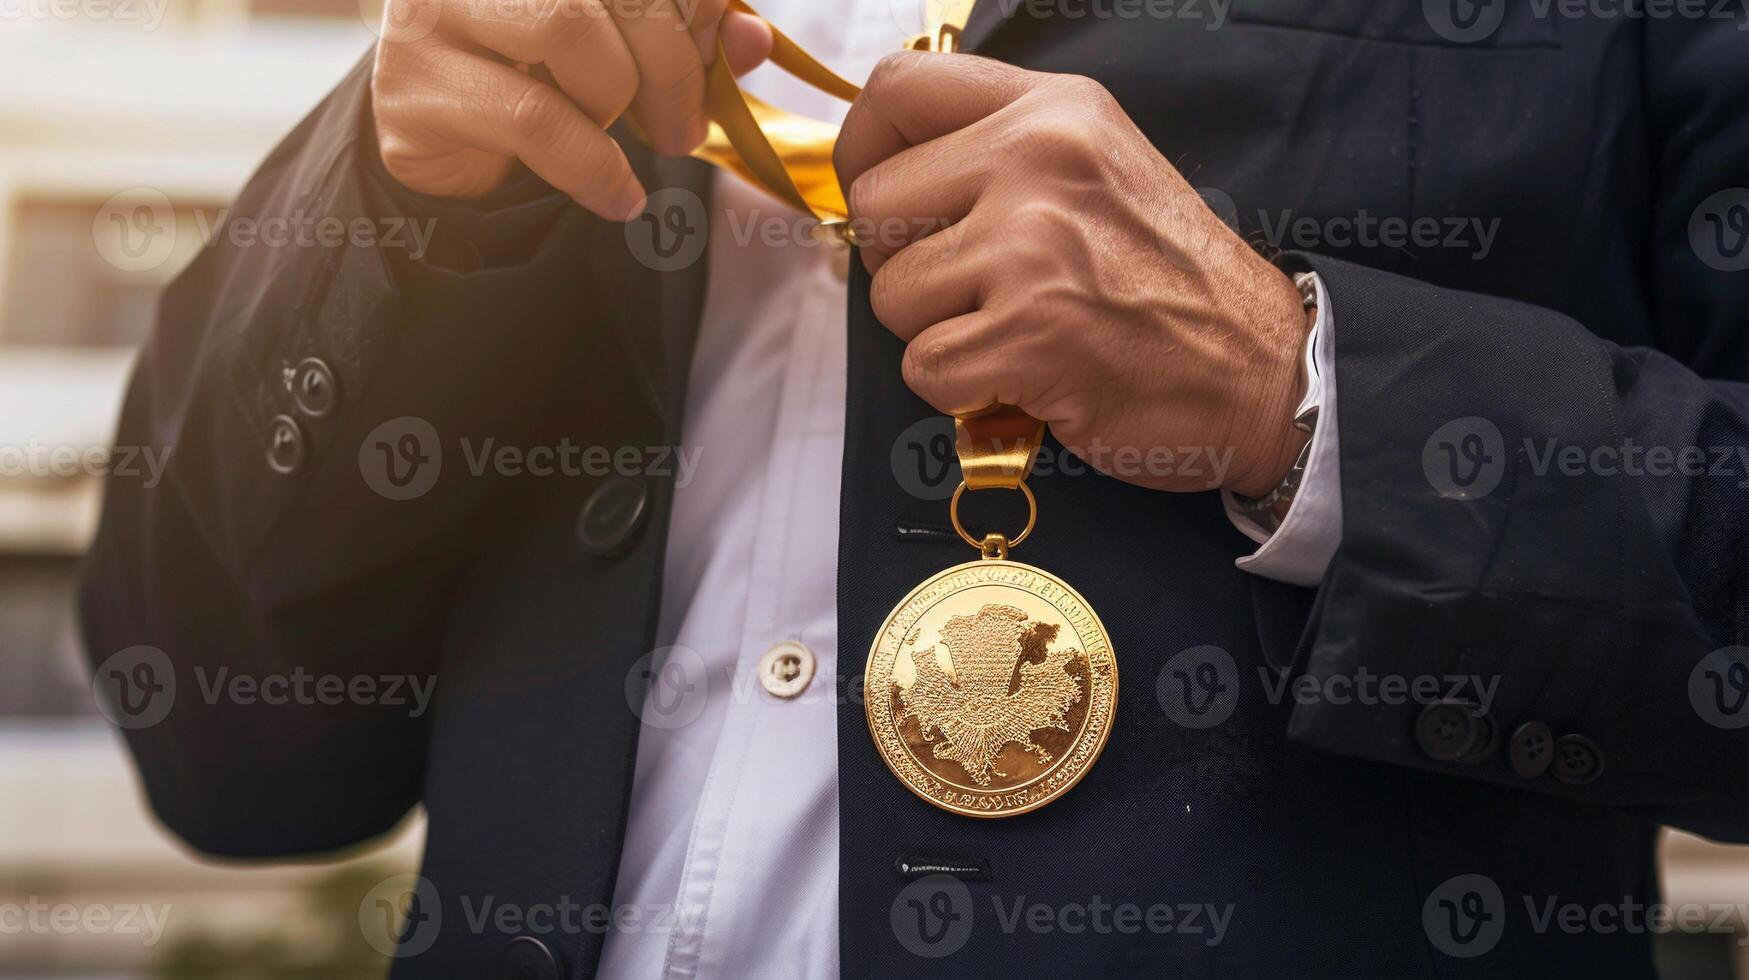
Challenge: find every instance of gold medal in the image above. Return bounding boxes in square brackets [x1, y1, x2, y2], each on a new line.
[865, 409, 1118, 817]
[676, 6, 1115, 815]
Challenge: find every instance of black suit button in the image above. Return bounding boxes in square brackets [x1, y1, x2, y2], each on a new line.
[266, 415, 304, 474]
[498, 936, 561, 980]
[1550, 734, 1605, 785]
[292, 357, 338, 417]
[1507, 721, 1554, 778]
[577, 475, 650, 556]
[1415, 700, 1493, 763]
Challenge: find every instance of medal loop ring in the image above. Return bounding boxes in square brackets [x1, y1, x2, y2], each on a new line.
[949, 480, 1036, 553]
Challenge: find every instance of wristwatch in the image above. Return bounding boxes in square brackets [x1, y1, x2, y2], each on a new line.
[1230, 271, 1321, 534]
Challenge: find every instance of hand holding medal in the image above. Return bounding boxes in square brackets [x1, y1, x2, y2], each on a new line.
[685, 2, 1126, 817]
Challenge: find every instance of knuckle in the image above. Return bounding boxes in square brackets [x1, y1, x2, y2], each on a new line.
[507, 84, 566, 145]
[1009, 197, 1064, 235]
[865, 51, 915, 95]
[375, 130, 423, 182]
[846, 169, 882, 220]
[370, 33, 415, 87]
[869, 262, 910, 326]
[370, 42, 436, 129]
[1005, 119, 1077, 162]
[1024, 279, 1086, 328]
[383, 0, 421, 28]
[535, 0, 606, 44]
[901, 337, 952, 392]
[1053, 72, 1109, 105]
[1011, 109, 1102, 175]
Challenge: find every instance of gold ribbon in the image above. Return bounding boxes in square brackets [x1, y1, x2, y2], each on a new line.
[690, 0, 862, 221]
[671, 1, 1048, 524]
[955, 406, 1044, 490]
[686, 0, 982, 221]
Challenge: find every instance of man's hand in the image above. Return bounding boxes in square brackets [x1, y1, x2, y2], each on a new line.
[835, 53, 1309, 498]
[370, 0, 772, 217]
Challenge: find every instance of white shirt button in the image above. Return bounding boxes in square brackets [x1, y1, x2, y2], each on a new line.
[758, 642, 815, 699]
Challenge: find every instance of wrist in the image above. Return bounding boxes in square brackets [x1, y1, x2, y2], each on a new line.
[1226, 269, 1317, 499]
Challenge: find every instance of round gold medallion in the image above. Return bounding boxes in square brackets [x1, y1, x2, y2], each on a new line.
[865, 558, 1117, 818]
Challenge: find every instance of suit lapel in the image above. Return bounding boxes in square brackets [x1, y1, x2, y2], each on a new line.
[591, 149, 715, 420]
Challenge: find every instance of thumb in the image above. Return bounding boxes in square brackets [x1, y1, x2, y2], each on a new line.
[701, 10, 774, 78]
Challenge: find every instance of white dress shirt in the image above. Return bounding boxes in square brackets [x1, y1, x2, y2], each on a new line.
[596, 5, 1342, 977]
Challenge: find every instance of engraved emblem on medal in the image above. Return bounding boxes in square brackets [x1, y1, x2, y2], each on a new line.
[865, 410, 1118, 818]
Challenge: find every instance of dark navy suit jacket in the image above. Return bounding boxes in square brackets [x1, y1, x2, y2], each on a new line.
[80, 1, 1749, 977]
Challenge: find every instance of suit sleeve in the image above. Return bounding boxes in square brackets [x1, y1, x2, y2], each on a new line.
[1280, 18, 1749, 841]
[77, 52, 605, 857]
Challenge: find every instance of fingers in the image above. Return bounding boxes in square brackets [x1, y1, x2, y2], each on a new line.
[846, 115, 997, 273]
[413, 44, 645, 219]
[428, 0, 768, 156]
[868, 221, 986, 341]
[899, 310, 1020, 418]
[835, 51, 1037, 194]
[612, 1, 711, 155]
[717, 9, 774, 76]
[434, 0, 639, 128]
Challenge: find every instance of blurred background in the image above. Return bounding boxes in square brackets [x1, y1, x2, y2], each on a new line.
[0, 1, 1744, 978]
[0, 2, 422, 977]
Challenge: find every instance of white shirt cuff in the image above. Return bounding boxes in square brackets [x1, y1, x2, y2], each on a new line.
[1222, 272, 1343, 588]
